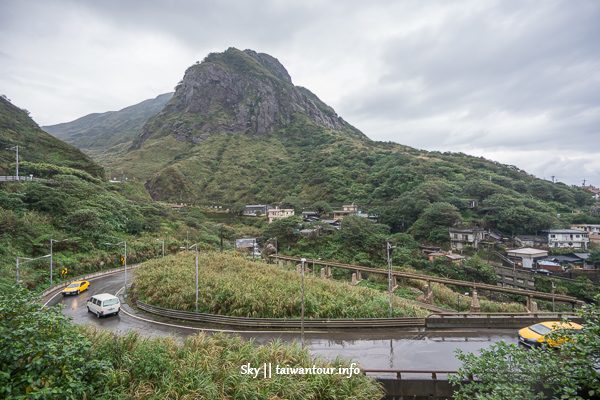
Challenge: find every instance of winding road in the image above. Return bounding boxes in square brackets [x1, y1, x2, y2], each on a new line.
[47, 270, 519, 372]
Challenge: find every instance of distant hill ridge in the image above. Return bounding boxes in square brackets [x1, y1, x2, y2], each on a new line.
[34, 48, 594, 240]
[0, 96, 103, 178]
[43, 93, 172, 164]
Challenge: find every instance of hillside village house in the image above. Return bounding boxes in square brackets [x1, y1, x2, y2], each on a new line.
[583, 185, 600, 199]
[571, 224, 600, 235]
[243, 205, 271, 216]
[507, 248, 549, 269]
[540, 229, 589, 249]
[449, 228, 486, 250]
[333, 202, 358, 221]
[267, 207, 294, 223]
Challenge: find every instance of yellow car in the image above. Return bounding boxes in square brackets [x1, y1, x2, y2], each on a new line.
[61, 280, 90, 296]
[518, 320, 583, 348]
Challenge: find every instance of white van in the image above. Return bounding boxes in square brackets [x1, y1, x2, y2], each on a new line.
[87, 293, 121, 318]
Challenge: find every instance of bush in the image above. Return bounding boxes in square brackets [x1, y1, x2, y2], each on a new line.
[0, 285, 103, 399]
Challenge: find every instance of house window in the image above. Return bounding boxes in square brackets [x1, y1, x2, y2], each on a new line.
[550, 234, 555, 238]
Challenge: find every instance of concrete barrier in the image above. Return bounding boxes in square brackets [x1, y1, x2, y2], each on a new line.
[426, 314, 583, 329]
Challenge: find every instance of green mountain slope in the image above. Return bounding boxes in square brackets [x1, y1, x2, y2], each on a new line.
[47, 48, 596, 238]
[0, 97, 104, 178]
[42, 93, 172, 164]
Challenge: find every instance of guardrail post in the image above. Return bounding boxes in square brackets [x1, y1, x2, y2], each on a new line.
[320, 268, 325, 279]
[352, 273, 357, 286]
[470, 288, 481, 313]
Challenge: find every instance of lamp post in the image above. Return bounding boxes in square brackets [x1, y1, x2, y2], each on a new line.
[50, 238, 69, 286]
[189, 243, 199, 312]
[106, 241, 127, 296]
[5, 145, 18, 180]
[186, 231, 189, 252]
[156, 238, 164, 258]
[387, 242, 396, 317]
[301, 257, 306, 345]
[16, 254, 50, 282]
[457, 292, 470, 313]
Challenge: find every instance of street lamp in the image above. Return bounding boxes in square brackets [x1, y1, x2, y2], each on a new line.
[186, 231, 189, 252]
[301, 257, 306, 345]
[16, 254, 50, 282]
[5, 145, 18, 180]
[189, 243, 199, 312]
[106, 241, 127, 296]
[156, 238, 164, 258]
[387, 242, 396, 317]
[457, 292, 470, 313]
[50, 238, 69, 286]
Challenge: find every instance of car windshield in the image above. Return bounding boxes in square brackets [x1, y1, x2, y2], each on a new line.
[529, 323, 553, 335]
[103, 298, 119, 306]
[67, 283, 80, 288]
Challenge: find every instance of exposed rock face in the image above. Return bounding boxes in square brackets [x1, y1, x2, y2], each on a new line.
[131, 48, 344, 149]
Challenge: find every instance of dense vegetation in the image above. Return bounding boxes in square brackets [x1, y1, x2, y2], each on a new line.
[0, 176, 226, 293]
[133, 251, 429, 318]
[450, 296, 600, 399]
[0, 285, 384, 399]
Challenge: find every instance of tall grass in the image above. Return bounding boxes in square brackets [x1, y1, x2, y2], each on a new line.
[81, 326, 384, 399]
[133, 252, 429, 318]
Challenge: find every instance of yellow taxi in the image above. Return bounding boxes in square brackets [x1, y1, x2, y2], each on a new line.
[518, 320, 583, 348]
[61, 280, 90, 296]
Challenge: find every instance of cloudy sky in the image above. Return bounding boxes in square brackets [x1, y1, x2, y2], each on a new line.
[1, 0, 599, 186]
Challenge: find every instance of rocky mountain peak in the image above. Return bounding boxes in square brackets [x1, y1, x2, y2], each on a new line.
[130, 48, 345, 149]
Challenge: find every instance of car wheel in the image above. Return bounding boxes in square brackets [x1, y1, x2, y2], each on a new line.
[76, 290, 80, 295]
[96, 311, 101, 319]
[87, 306, 91, 313]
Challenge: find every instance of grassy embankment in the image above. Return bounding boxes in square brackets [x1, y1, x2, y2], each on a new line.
[133, 251, 430, 318]
[82, 327, 384, 400]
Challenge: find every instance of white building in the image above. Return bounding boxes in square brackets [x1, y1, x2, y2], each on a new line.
[506, 248, 549, 269]
[267, 207, 294, 223]
[540, 229, 589, 249]
[449, 228, 486, 250]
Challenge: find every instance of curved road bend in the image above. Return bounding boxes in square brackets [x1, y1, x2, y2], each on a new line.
[48, 271, 518, 372]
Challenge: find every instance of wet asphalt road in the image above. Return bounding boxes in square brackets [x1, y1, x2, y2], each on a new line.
[48, 271, 518, 371]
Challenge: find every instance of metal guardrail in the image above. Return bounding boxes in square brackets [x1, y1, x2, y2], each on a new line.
[271, 255, 582, 305]
[136, 301, 426, 328]
[427, 311, 579, 319]
[0, 176, 46, 182]
[363, 369, 458, 380]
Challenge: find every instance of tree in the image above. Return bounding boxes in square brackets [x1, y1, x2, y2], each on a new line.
[281, 195, 303, 214]
[263, 216, 302, 247]
[0, 285, 103, 399]
[589, 250, 600, 267]
[450, 296, 600, 399]
[311, 200, 333, 217]
[408, 202, 461, 240]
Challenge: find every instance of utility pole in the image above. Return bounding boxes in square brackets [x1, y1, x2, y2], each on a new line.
[301, 258, 306, 346]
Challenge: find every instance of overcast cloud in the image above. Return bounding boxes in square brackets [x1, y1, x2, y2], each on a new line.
[1, 0, 598, 186]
